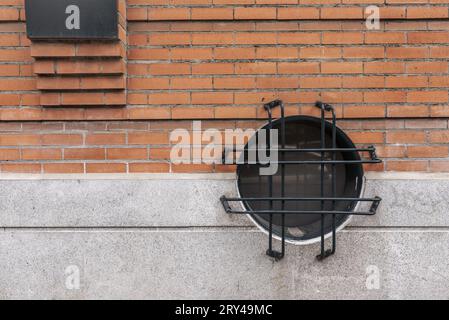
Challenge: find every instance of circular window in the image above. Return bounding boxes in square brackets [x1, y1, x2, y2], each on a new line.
[237, 115, 364, 244]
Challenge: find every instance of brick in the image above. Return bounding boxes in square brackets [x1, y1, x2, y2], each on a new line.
[235, 62, 276, 75]
[127, 7, 147, 21]
[128, 78, 170, 90]
[57, 60, 125, 75]
[365, 32, 406, 44]
[256, 47, 298, 59]
[129, 48, 170, 60]
[342, 76, 385, 89]
[407, 91, 448, 103]
[41, 134, 83, 146]
[128, 133, 169, 145]
[0, 79, 36, 91]
[33, 60, 55, 74]
[61, 93, 105, 106]
[429, 131, 449, 144]
[129, 162, 170, 173]
[408, 146, 449, 158]
[0, 148, 20, 161]
[1, 163, 41, 173]
[407, 7, 449, 19]
[1, 4, 449, 176]
[278, 62, 320, 74]
[256, 77, 297, 89]
[323, 32, 364, 44]
[31, 43, 75, 57]
[385, 76, 428, 88]
[0, 48, 30, 62]
[364, 62, 406, 74]
[64, 148, 105, 160]
[148, 93, 190, 105]
[171, 48, 213, 60]
[429, 76, 449, 88]
[22, 148, 62, 160]
[0, 94, 21, 106]
[376, 146, 406, 158]
[80, 77, 125, 90]
[191, 92, 233, 105]
[0, 8, 19, 21]
[300, 47, 341, 59]
[278, 32, 321, 44]
[171, 77, 213, 89]
[191, 8, 233, 20]
[300, 76, 341, 89]
[431, 106, 449, 117]
[0, 134, 41, 146]
[408, 32, 449, 44]
[347, 132, 385, 144]
[320, 7, 364, 19]
[150, 33, 191, 45]
[192, 63, 234, 75]
[386, 131, 427, 144]
[149, 148, 171, 160]
[214, 48, 255, 60]
[387, 105, 430, 118]
[86, 163, 127, 173]
[77, 43, 122, 57]
[43, 163, 84, 174]
[86, 134, 126, 145]
[278, 7, 320, 20]
[172, 107, 214, 119]
[234, 7, 277, 20]
[322, 62, 363, 74]
[344, 105, 386, 118]
[104, 92, 127, 106]
[343, 47, 385, 58]
[172, 164, 213, 173]
[148, 8, 190, 21]
[128, 107, 171, 119]
[430, 161, 449, 173]
[235, 32, 277, 45]
[430, 47, 449, 58]
[215, 106, 257, 119]
[37, 77, 81, 91]
[386, 47, 429, 59]
[107, 148, 148, 160]
[387, 161, 428, 172]
[406, 62, 448, 74]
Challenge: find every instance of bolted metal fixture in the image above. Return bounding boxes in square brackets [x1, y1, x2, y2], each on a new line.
[221, 100, 382, 261]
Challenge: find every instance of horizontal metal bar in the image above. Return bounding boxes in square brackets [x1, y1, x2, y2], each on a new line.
[224, 209, 375, 216]
[225, 147, 376, 153]
[229, 160, 382, 165]
[220, 195, 381, 217]
[223, 197, 381, 202]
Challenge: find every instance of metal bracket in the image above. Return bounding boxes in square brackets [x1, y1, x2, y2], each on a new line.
[221, 100, 383, 261]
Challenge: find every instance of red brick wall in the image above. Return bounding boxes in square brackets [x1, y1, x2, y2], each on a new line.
[0, 0, 448, 173]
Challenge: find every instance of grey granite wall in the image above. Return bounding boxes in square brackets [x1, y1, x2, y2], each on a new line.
[0, 174, 448, 299]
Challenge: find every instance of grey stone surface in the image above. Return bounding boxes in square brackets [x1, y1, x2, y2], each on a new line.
[351, 179, 449, 227]
[1, 178, 449, 228]
[0, 179, 249, 227]
[0, 229, 448, 300]
[1, 177, 449, 299]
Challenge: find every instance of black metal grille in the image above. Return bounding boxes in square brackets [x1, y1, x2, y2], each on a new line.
[220, 100, 382, 261]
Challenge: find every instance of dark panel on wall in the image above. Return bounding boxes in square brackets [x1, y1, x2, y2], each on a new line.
[25, 0, 118, 40]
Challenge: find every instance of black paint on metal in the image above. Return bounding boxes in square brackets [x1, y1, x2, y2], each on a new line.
[221, 100, 382, 261]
